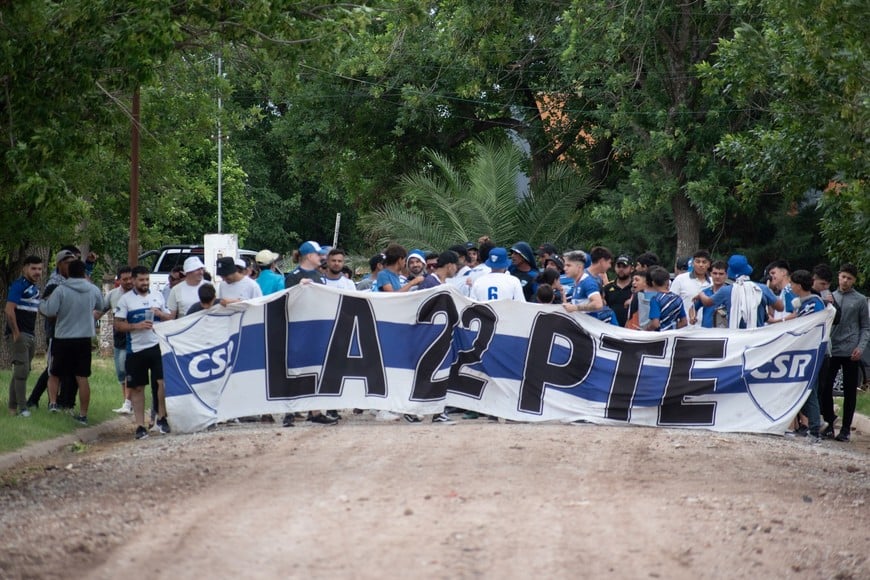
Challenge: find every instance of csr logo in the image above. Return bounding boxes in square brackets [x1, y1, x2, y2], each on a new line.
[186, 340, 236, 382]
[748, 351, 814, 381]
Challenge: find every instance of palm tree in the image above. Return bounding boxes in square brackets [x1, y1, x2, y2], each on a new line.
[360, 139, 592, 251]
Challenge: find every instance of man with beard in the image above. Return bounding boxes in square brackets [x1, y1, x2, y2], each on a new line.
[5, 255, 43, 417]
[406, 249, 427, 287]
[323, 248, 357, 291]
[114, 266, 172, 439]
[604, 254, 634, 326]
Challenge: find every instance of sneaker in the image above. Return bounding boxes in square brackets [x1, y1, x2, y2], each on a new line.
[307, 413, 338, 425]
[48, 402, 59, 413]
[835, 430, 851, 442]
[135, 426, 149, 440]
[282, 413, 295, 427]
[432, 412, 454, 424]
[821, 419, 836, 438]
[402, 414, 423, 423]
[795, 425, 809, 436]
[113, 400, 133, 414]
[17, 409, 31, 418]
[375, 410, 400, 422]
[260, 414, 275, 423]
[326, 410, 342, 421]
[462, 411, 480, 420]
[73, 415, 88, 426]
[157, 417, 171, 434]
[806, 432, 822, 445]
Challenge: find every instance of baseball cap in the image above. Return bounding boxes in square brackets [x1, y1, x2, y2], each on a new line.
[299, 241, 328, 256]
[485, 247, 510, 270]
[183, 257, 205, 274]
[55, 249, 76, 263]
[216, 257, 236, 277]
[255, 249, 279, 266]
[616, 254, 633, 266]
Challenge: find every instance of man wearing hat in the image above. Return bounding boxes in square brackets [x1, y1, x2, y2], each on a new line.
[254, 250, 284, 295]
[281, 241, 337, 427]
[470, 248, 525, 302]
[604, 254, 634, 327]
[167, 256, 207, 318]
[508, 241, 539, 302]
[406, 249, 427, 285]
[695, 254, 782, 329]
[217, 257, 263, 305]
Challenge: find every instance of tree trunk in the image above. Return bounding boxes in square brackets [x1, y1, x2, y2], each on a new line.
[670, 190, 701, 267]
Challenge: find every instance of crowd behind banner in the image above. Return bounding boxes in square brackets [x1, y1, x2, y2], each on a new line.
[5, 239, 868, 443]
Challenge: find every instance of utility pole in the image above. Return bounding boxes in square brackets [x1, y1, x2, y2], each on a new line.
[128, 87, 140, 267]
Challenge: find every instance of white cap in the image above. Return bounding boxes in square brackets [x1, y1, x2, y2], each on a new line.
[255, 249, 280, 266]
[183, 257, 205, 274]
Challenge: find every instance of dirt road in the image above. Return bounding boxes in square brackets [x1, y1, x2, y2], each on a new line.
[1, 415, 868, 579]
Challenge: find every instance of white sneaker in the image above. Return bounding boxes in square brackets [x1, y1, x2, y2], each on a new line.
[375, 410, 401, 422]
[113, 400, 133, 414]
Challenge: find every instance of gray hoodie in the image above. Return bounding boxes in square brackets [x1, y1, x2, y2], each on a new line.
[38, 278, 103, 339]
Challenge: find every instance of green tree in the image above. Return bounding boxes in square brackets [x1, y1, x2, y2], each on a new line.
[360, 139, 592, 251]
[702, 0, 868, 273]
[557, 0, 754, 263]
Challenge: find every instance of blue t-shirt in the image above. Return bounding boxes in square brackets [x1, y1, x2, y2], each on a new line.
[570, 273, 618, 325]
[257, 269, 286, 295]
[375, 269, 402, 292]
[693, 286, 729, 329]
[795, 295, 825, 317]
[6, 276, 40, 335]
[648, 291, 686, 330]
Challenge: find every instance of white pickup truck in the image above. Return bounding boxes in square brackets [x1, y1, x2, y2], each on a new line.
[138, 245, 256, 295]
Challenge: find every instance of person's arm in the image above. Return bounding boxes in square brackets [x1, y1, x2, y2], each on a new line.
[853, 295, 870, 360]
[398, 275, 425, 292]
[4, 301, 19, 341]
[114, 316, 152, 333]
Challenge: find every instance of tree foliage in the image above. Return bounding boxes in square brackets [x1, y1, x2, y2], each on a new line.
[360, 139, 592, 251]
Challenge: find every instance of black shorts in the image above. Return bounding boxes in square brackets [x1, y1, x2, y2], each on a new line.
[126, 345, 164, 388]
[49, 337, 93, 378]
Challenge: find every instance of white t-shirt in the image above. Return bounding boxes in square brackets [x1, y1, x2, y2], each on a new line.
[218, 276, 263, 301]
[323, 275, 357, 291]
[470, 272, 525, 302]
[168, 281, 204, 317]
[114, 290, 167, 353]
[669, 272, 711, 326]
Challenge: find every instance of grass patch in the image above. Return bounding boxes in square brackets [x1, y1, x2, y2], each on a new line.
[855, 388, 870, 418]
[0, 354, 123, 454]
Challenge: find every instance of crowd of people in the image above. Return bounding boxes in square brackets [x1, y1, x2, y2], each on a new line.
[4, 239, 868, 442]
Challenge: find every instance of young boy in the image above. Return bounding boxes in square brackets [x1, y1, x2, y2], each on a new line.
[645, 266, 687, 331]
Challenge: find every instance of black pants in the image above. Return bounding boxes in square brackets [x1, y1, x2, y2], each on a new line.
[820, 355, 861, 430]
[27, 368, 79, 408]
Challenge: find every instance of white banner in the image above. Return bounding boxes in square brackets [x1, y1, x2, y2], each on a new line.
[155, 285, 834, 435]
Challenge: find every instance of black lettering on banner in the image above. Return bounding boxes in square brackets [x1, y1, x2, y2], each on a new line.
[319, 295, 387, 397]
[658, 337, 726, 426]
[410, 292, 459, 400]
[601, 336, 667, 422]
[518, 312, 595, 414]
[447, 303, 496, 398]
[265, 294, 317, 399]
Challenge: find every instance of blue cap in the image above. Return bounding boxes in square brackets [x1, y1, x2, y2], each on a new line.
[485, 247, 510, 270]
[299, 241, 328, 256]
[727, 254, 753, 279]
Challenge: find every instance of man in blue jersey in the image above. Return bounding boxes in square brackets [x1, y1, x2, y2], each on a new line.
[5, 256, 43, 417]
[695, 254, 783, 328]
[563, 250, 618, 324]
[690, 260, 728, 328]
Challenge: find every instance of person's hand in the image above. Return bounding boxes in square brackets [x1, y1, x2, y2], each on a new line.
[851, 348, 863, 362]
[139, 320, 153, 330]
[86, 251, 98, 263]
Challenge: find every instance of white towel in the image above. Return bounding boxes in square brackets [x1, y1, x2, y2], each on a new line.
[729, 276, 762, 329]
